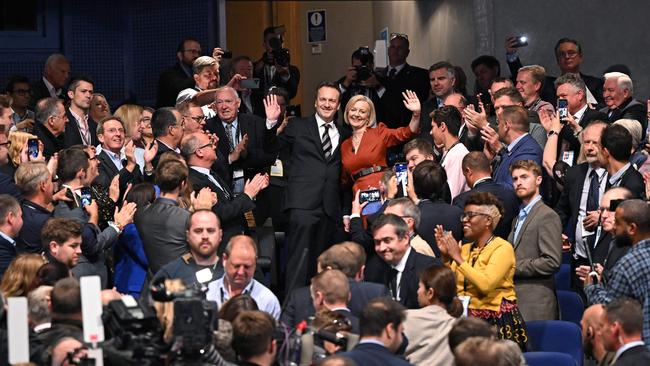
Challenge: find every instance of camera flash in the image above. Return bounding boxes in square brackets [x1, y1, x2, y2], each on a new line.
[520, 36, 527, 43]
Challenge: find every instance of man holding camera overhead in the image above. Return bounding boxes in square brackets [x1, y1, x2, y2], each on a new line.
[254, 26, 301, 101]
[338, 47, 383, 119]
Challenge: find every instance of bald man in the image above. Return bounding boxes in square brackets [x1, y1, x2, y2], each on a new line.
[581, 304, 614, 366]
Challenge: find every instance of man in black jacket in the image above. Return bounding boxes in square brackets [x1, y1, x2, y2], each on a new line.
[33, 98, 68, 158]
[365, 214, 440, 309]
[601, 72, 648, 138]
[601, 298, 650, 365]
[156, 37, 202, 108]
[600, 124, 645, 198]
[63, 76, 98, 148]
[29, 53, 70, 109]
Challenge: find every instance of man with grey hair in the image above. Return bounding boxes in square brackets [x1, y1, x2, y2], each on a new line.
[183, 131, 268, 249]
[28, 285, 53, 333]
[176, 55, 220, 119]
[600, 72, 647, 137]
[32, 97, 68, 157]
[384, 197, 434, 257]
[29, 53, 70, 108]
[207, 235, 281, 319]
[205, 86, 276, 193]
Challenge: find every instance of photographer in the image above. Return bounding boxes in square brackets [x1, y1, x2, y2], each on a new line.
[338, 47, 382, 117]
[253, 26, 300, 100]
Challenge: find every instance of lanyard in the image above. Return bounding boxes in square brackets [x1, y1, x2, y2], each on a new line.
[463, 236, 494, 294]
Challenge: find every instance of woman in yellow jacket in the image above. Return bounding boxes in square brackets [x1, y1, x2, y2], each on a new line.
[435, 191, 528, 350]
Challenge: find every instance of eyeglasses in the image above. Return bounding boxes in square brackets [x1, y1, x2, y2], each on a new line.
[460, 211, 491, 221]
[184, 115, 206, 124]
[557, 50, 579, 58]
[390, 32, 408, 40]
[88, 156, 98, 161]
[0, 140, 11, 148]
[51, 114, 66, 120]
[139, 117, 151, 125]
[193, 142, 214, 154]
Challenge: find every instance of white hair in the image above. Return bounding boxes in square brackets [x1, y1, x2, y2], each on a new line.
[604, 72, 634, 95]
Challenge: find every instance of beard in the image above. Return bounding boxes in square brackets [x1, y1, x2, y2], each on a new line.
[614, 234, 634, 247]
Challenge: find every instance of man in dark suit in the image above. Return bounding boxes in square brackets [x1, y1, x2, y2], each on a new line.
[183, 132, 268, 250]
[340, 297, 413, 366]
[0, 194, 23, 280]
[600, 124, 645, 198]
[253, 27, 301, 101]
[417, 62, 456, 142]
[29, 53, 70, 109]
[150, 107, 184, 169]
[544, 73, 608, 171]
[601, 298, 650, 365]
[453, 152, 519, 238]
[377, 35, 430, 128]
[413, 160, 463, 257]
[338, 47, 382, 117]
[156, 38, 202, 108]
[95, 117, 144, 194]
[601, 72, 648, 138]
[555, 122, 608, 271]
[506, 37, 603, 105]
[281, 242, 390, 328]
[230, 56, 265, 118]
[508, 160, 562, 321]
[204, 86, 276, 192]
[365, 214, 440, 309]
[63, 76, 98, 148]
[33, 98, 68, 158]
[486, 105, 543, 188]
[310, 269, 360, 333]
[264, 82, 348, 292]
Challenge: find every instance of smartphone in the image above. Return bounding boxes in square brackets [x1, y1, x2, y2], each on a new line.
[221, 49, 233, 59]
[27, 138, 39, 159]
[557, 98, 569, 122]
[511, 35, 528, 48]
[359, 189, 381, 204]
[394, 162, 408, 197]
[240, 78, 260, 89]
[286, 105, 301, 118]
[80, 187, 92, 207]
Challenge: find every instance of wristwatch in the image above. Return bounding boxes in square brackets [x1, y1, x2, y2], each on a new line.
[547, 130, 559, 137]
[108, 221, 125, 234]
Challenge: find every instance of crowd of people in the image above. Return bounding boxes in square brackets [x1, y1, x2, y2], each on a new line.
[1, 26, 650, 366]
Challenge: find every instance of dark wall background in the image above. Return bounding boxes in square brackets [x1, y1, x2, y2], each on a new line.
[0, 0, 220, 107]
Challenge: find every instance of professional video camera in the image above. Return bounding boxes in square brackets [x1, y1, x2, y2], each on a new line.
[266, 25, 291, 68]
[354, 46, 374, 82]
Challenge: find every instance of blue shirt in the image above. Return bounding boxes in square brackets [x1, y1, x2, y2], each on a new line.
[585, 239, 650, 343]
[207, 276, 281, 319]
[513, 194, 542, 243]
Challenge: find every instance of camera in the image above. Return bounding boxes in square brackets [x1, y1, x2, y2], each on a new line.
[266, 26, 291, 67]
[353, 46, 373, 81]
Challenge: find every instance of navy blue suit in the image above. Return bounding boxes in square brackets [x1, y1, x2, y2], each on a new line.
[493, 133, 543, 188]
[452, 177, 520, 239]
[341, 342, 414, 366]
[417, 200, 463, 257]
[113, 223, 149, 298]
[0, 235, 17, 281]
[0, 172, 23, 200]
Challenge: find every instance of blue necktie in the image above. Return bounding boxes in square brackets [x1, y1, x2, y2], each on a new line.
[587, 170, 600, 212]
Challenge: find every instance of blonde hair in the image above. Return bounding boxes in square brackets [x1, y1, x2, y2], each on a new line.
[343, 95, 377, 128]
[114, 104, 144, 139]
[8, 131, 38, 167]
[0, 254, 45, 297]
[153, 279, 186, 344]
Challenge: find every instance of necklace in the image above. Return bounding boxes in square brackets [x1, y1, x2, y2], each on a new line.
[352, 130, 365, 153]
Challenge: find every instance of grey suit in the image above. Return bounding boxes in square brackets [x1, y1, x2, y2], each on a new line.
[508, 199, 562, 321]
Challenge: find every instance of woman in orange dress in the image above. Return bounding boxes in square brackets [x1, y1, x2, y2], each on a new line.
[341, 91, 421, 198]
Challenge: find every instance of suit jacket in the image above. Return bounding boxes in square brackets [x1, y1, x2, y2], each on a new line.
[556, 108, 608, 167]
[0, 172, 23, 200]
[134, 198, 190, 274]
[113, 223, 148, 297]
[150, 139, 175, 169]
[254, 61, 301, 100]
[95, 150, 143, 195]
[341, 342, 414, 366]
[0, 235, 17, 281]
[266, 115, 346, 218]
[29, 79, 60, 109]
[204, 113, 276, 186]
[33, 123, 65, 158]
[555, 163, 590, 243]
[378, 64, 430, 128]
[508, 200, 562, 321]
[417, 200, 464, 258]
[613, 344, 650, 365]
[493, 133, 543, 187]
[453, 177, 520, 239]
[601, 97, 648, 138]
[156, 62, 194, 108]
[187, 167, 255, 247]
[608, 164, 645, 199]
[238, 90, 265, 118]
[281, 279, 389, 328]
[364, 249, 441, 309]
[63, 108, 98, 148]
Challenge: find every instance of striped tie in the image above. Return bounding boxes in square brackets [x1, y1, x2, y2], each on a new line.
[321, 123, 332, 158]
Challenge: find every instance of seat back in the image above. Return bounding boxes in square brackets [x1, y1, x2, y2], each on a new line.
[524, 351, 577, 366]
[526, 320, 583, 366]
[557, 290, 585, 326]
[555, 263, 571, 291]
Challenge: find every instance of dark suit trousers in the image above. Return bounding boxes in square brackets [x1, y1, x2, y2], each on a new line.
[285, 207, 341, 293]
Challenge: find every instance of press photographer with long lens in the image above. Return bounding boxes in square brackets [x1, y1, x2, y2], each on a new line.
[338, 47, 382, 115]
[253, 26, 300, 101]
